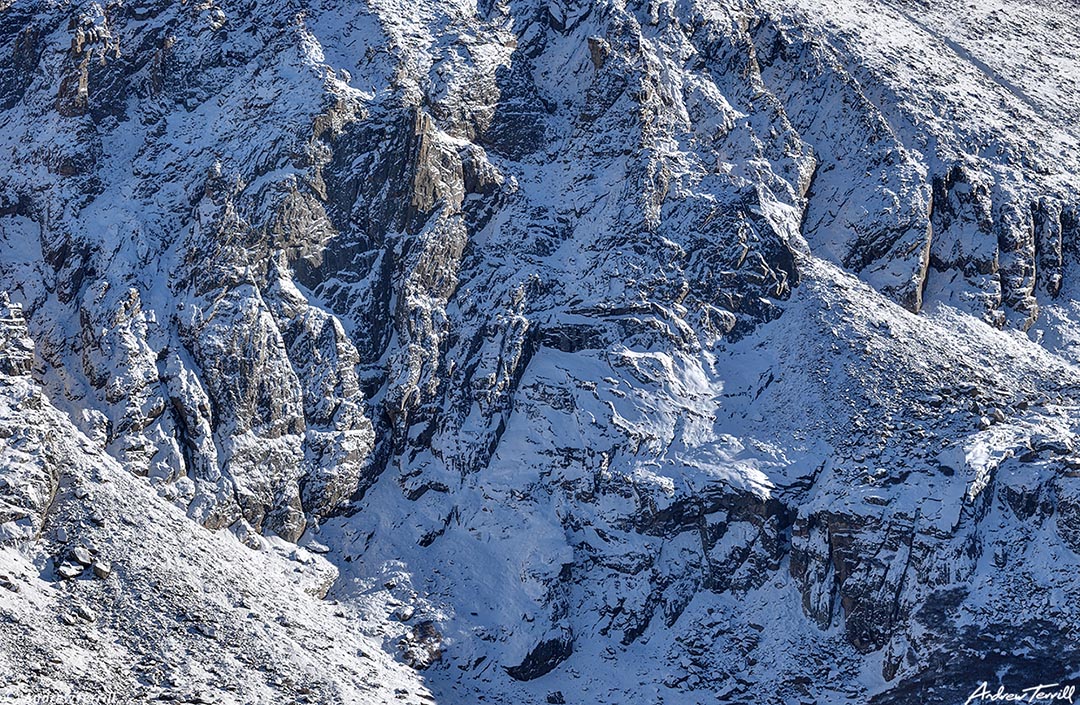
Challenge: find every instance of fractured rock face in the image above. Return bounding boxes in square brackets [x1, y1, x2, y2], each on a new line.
[1, 0, 1080, 703]
[0, 293, 33, 376]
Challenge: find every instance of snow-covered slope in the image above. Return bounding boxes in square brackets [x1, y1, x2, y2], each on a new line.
[0, 312, 431, 704]
[1, 0, 1080, 702]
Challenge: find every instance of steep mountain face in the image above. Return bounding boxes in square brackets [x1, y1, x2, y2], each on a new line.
[1, 0, 1079, 703]
[0, 302, 432, 703]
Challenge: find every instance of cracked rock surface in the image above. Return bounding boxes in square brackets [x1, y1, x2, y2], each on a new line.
[1, 0, 1080, 702]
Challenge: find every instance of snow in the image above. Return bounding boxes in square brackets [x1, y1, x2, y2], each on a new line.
[3, 0, 1080, 702]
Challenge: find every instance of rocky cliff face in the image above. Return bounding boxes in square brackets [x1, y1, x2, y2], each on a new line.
[2, 0, 1080, 702]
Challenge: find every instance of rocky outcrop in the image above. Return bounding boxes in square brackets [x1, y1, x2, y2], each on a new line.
[0, 300, 57, 545]
[0, 293, 33, 377]
[751, 13, 934, 313]
[0, 359, 434, 703]
[1, 0, 1080, 703]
